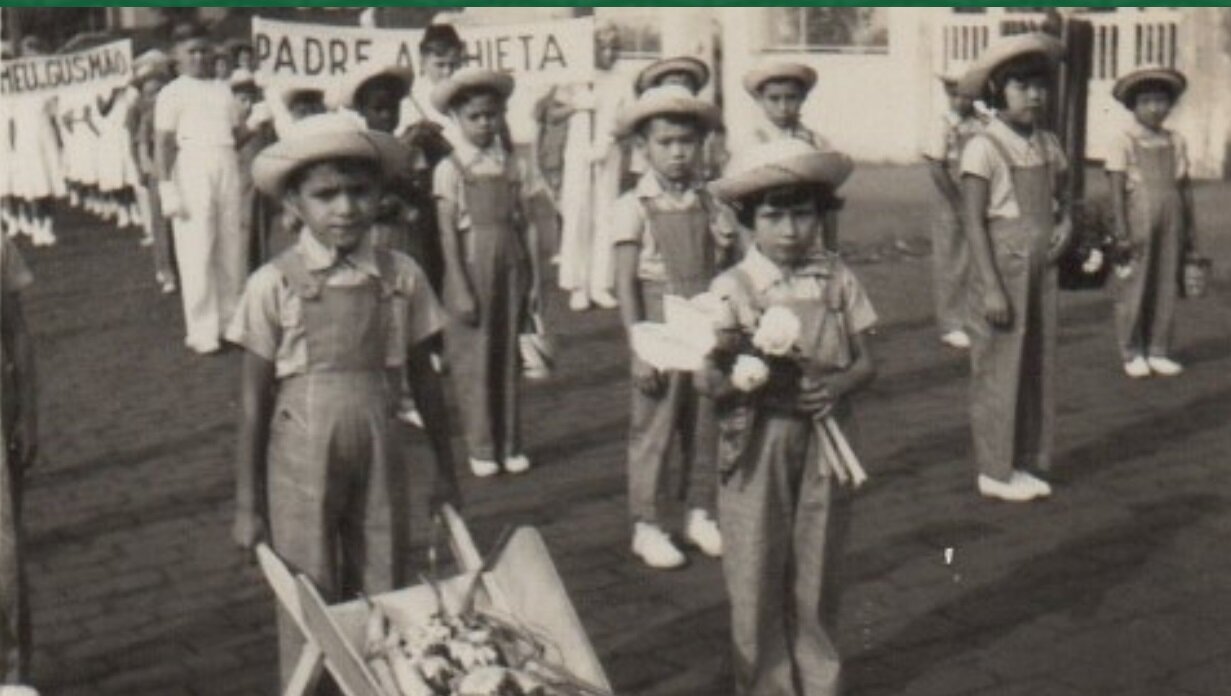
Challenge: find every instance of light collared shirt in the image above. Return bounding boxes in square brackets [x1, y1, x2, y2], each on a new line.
[960, 117, 1068, 220]
[433, 129, 534, 232]
[153, 75, 240, 147]
[750, 119, 832, 151]
[225, 232, 446, 378]
[1104, 120, 1189, 191]
[923, 109, 986, 167]
[610, 171, 739, 283]
[711, 246, 878, 364]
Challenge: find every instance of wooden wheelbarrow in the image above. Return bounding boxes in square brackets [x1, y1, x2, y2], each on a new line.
[256, 504, 613, 696]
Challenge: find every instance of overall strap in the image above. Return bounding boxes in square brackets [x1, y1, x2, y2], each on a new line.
[372, 247, 399, 299]
[272, 248, 323, 301]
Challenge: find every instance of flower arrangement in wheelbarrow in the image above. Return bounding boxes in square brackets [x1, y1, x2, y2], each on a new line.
[697, 285, 870, 489]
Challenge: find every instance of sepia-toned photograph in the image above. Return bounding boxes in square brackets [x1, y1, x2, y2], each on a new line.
[0, 5, 1229, 695]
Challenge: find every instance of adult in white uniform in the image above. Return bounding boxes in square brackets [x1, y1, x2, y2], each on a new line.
[557, 24, 629, 311]
[155, 30, 245, 355]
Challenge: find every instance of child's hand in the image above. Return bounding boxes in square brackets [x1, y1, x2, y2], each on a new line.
[797, 378, 836, 418]
[631, 357, 665, 396]
[982, 287, 1012, 328]
[450, 290, 480, 326]
[232, 508, 268, 552]
[1047, 214, 1074, 264]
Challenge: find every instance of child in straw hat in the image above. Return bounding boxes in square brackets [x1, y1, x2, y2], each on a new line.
[610, 85, 736, 569]
[1105, 66, 1196, 379]
[226, 114, 459, 689]
[956, 33, 1071, 502]
[703, 138, 876, 696]
[432, 68, 542, 478]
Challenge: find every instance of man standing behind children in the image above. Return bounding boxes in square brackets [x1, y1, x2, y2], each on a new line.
[611, 85, 735, 569]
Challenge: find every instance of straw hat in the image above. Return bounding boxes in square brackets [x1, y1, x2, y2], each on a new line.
[430, 67, 515, 113]
[710, 138, 853, 203]
[635, 56, 710, 96]
[328, 64, 415, 110]
[614, 84, 721, 138]
[955, 32, 1064, 99]
[252, 113, 410, 198]
[1112, 67, 1186, 106]
[131, 59, 172, 88]
[742, 61, 817, 97]
[229, 68, 258, 91]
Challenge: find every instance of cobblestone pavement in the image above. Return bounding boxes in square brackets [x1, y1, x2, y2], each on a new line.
[15, 167, 1231, 696]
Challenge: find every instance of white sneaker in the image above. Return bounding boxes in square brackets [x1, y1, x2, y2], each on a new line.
[685, 509, 723, 557]
[397, 406, 424, 428]
[116, 205, 131, 228]
[977, 473, 1041, 502]
[0, 685, 41, 696]
[469, 458, 501, 478]
[160, 279, 178, 295]
[1146, 356, 1183, 377]
[632, 522, 686, 569]
[940, 330, 971, 349]
[568, 290, 591, 312]
[1123, 356, 1151, 379]
[504, 453, 531, 474]
[591, 290, 619, 310]
[1015, 470, 1052, 498]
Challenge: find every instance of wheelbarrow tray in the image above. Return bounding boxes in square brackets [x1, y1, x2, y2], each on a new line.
[262, 507, 612, 696]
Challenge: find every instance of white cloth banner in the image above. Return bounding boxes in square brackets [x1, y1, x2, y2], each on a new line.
[0, 39, 133, 100]
[252, 16, 596, 143]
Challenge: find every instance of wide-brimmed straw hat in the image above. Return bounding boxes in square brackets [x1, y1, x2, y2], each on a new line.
[253, 113, 410, 198]
[614, 84, 721, 138]
[742, 61, 817, 97]
[955, 32, 1064, 99]
[635, 56, 710, 96]
[130, 49, 172, 86]
[430, 67, 515, 114]
[710, 138, 853, 203]
[1112, 67, 1186, 106]
[329, 64, 415, 110]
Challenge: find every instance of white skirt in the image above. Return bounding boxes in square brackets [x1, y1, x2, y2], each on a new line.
[10, 103, 65, 200]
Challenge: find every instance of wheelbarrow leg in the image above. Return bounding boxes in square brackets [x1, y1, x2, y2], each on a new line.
[283, 643, 325, 696]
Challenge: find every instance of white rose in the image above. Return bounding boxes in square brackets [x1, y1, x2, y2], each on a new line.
[731, 355, 770, 393]
[752, 306, 801, 356]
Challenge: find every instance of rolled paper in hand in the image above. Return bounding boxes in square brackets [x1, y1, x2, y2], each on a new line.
[817, 416, 868, 488]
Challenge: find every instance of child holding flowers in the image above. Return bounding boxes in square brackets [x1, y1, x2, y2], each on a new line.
[702, 138, 876, 696]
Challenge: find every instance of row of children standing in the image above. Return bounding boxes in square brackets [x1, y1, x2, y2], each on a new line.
[924, 33, 1201, 503]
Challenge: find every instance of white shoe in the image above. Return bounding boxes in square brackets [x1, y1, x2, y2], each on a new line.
[397, 405, 424, 428]
[504, 453, 531, 474]
[186, 339, 222, 355]
[632, 522, 686, 569]
[116, 206, 131, 228]
[1123, 356, 1151, 379]
[568, 290, 591, 312]
[1015, 470, 1052, 498]
[0, 685, 41, 696]
[940, 330, 971, 349]
[160, 279, 178, 295]
[1146, 356, 1183, 377]
[685, 509, 723, 557]
[139, 233, 155, 247]
[469, 458, 501, 478]
[977, 473, 1041, 502]
[590, 290, 619, 310]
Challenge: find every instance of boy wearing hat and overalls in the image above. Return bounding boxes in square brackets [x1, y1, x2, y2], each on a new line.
[227, 114, 459, 688]
[155, 27, 246, 355]
[704, 139, 876, 696]
[611, 85, 735, 569]
[923, 71, 986, 350]
[1105, 67, 1195, 379]
[433, 69, 542, 478]
[957, 34, 1072, 502]
[633, 57, 728, 183]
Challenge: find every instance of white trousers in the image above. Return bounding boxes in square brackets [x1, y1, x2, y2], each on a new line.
[557, 111, 618, 297]
[172, 146, 245, 349]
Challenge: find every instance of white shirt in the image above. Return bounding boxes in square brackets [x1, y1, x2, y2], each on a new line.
[154, 75, 240, 147]
[960, 118, 1068, 220]
[397, 77, 449, 135]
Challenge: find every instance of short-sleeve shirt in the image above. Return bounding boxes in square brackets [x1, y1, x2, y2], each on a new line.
[1103, 121, 1188, 191]
[610, 171, 738, 282]
[960, 118, 1068, 220]
[711, 246, 877, 368]
[923, 110, 985, 168]
[751, 120, 832, 151]
[224, 231, 446, 378]
[433, 131, 534, 232]
[153, 75, 239, 147]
